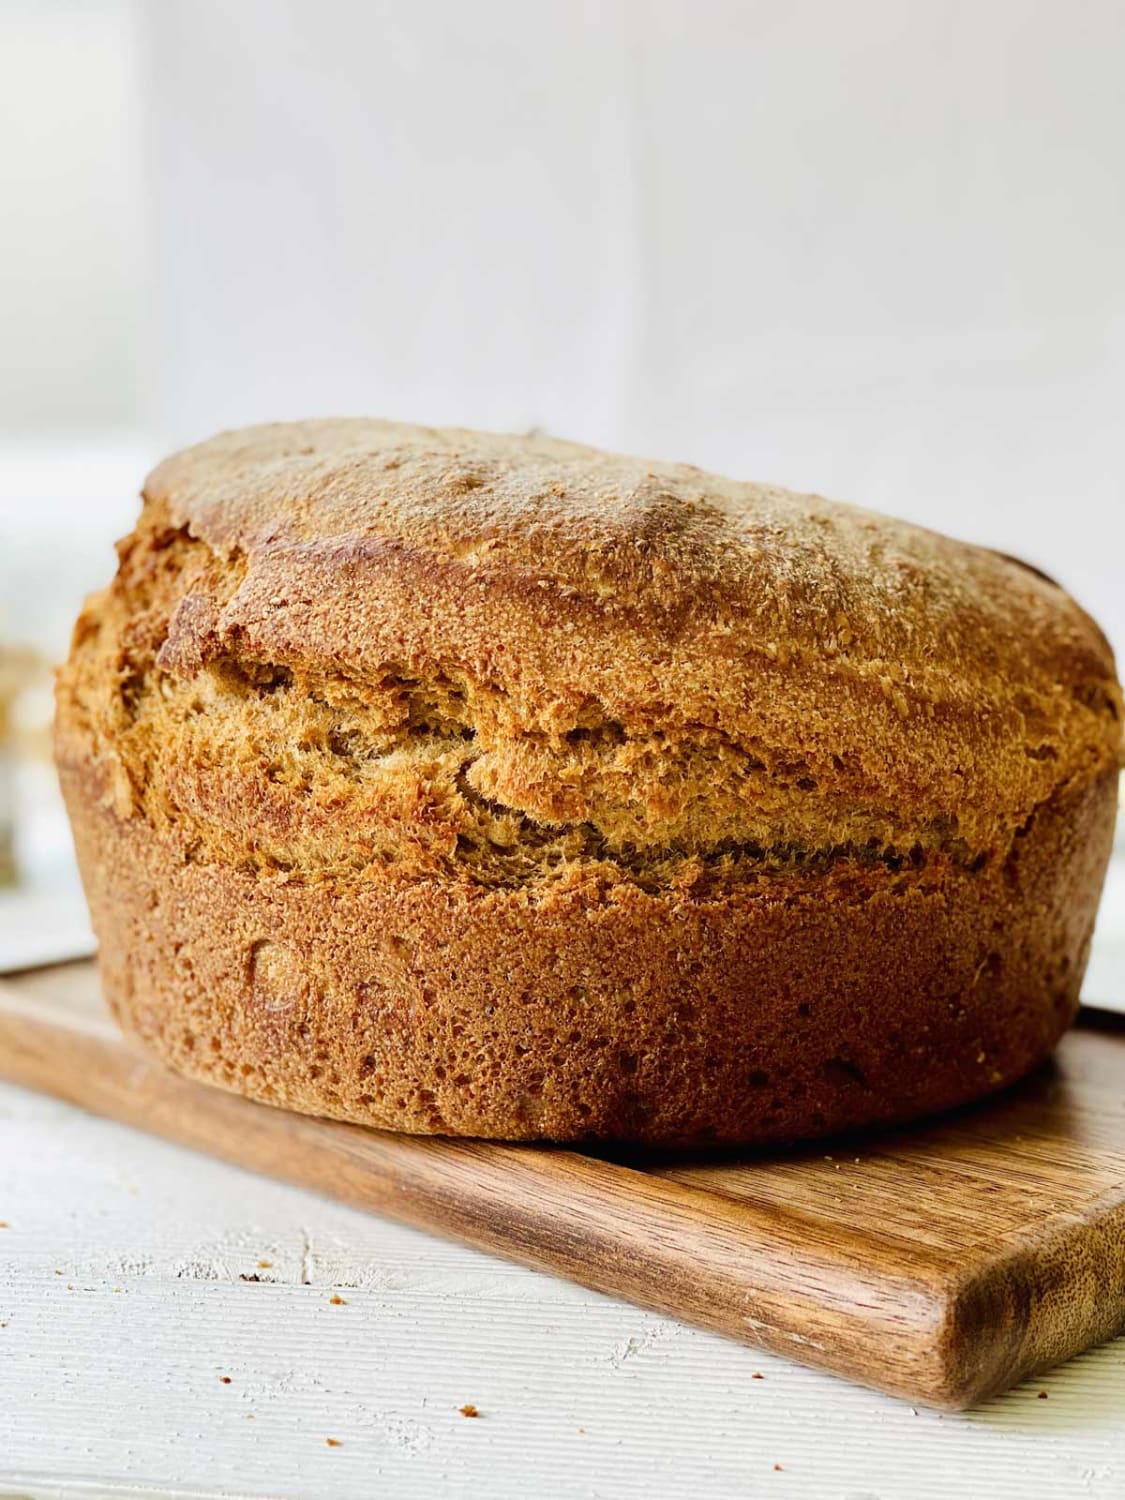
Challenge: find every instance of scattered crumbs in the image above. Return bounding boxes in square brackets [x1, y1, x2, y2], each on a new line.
[326, 1437, 342, 1447]
[220, 1376, 232, 1385]
[0, 1221, 8, 1229]
[245, 1414, 255, 1421]
[752, 1372, 765, 1380]
[257, 1259, 272, 1269]
[1038, 1390, 1049, 1400]
[112, 1286, 122, 1293]
[330, 1294, 347, 1306]
[0, 1321, 8, 1329]
[53, 1269, 62, 1276]
[774, 1463, 784, 1472]
[578, 1427, 586, 1434]
[459, 1404, 481, 1419]
[239, 1273, 262, 1283]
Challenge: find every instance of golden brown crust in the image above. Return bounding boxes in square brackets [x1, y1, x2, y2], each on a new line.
[55, 419, 1123, 1144]
[139, 418, 1120, 854]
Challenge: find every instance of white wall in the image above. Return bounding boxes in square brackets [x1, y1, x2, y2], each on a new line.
[142, 0, 1125, 652]
[3, 2, 1120, 651]
[0, 0, 141, 432]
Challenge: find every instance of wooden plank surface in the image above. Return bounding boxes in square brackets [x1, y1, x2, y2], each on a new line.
[2, 962, 1124, 1413]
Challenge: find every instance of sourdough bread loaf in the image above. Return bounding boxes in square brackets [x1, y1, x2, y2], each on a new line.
[55, 420, 1123, 1144]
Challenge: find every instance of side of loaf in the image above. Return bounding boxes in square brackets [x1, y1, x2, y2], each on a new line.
[54, 419, 1123, 1145]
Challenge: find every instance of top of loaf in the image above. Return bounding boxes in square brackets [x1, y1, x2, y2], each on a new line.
[66, 418, 1121, 886]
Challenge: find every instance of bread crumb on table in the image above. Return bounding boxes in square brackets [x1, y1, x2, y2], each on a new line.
[326, 1437, 342, 1447]
[219, 1376, 231, 1385]
[459, 1404, 481, 1418]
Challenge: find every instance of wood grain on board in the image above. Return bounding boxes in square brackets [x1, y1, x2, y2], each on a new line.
[1, 961, 1123, 1410]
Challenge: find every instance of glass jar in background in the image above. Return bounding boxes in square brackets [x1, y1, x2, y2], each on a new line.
[0, 640, 42, 887]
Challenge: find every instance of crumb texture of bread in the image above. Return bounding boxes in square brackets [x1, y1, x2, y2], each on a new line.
[55, 419, 1123, 1144]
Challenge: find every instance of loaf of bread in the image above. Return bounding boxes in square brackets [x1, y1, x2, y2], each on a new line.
[55, 420, 1123, 1145]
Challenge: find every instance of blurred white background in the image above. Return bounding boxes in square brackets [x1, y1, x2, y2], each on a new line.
[3, 0, 1124, 650]
[0, 0, 1123, 973]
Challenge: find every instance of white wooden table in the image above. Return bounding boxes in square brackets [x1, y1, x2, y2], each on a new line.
[2, 1074, 1123, 1500]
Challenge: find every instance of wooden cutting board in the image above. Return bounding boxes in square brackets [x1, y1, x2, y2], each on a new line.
[2, 962, 1123, 1411]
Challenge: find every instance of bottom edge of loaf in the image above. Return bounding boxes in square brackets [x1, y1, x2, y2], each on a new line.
[61, 760, 1116, 1146]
